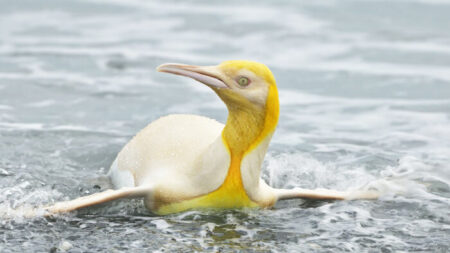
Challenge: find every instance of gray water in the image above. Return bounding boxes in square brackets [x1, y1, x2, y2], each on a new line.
[1, 0, 450, 252]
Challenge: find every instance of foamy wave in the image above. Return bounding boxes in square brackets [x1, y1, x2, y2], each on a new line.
[265, 152, 377, 191]
[265, 152, 449, 203]
[0, 122, 124, 135]
[0, 182, 63, 220]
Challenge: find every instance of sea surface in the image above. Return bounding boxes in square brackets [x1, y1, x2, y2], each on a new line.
[0, 0, 449, 252]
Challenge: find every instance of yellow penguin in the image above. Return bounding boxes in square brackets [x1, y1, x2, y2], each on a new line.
[39, 60, 377, 216]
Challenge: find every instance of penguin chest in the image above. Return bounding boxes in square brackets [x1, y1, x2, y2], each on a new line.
[152, 159, 259, 215]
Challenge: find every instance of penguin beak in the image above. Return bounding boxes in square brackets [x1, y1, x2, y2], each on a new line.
[157, 63, 229, 89]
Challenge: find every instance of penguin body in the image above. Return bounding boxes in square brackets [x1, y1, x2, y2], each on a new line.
[20, 60, 378, 217]
[109, 114, 234, 213]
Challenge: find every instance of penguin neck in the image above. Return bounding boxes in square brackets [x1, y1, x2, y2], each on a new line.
[220, 86, 279, 189]
[222, 105, 268, 156]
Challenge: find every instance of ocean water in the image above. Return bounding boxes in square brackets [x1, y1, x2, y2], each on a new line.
[1, 0, 449, 252]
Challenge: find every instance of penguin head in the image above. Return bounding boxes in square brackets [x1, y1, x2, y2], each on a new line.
[157, 60, 278, 112]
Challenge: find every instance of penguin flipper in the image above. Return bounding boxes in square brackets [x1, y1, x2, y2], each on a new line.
[45, 186, 152, 214]
[275, 187, 378, 201]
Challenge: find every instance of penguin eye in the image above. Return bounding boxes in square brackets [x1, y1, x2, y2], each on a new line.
[237, 77, 250, 87]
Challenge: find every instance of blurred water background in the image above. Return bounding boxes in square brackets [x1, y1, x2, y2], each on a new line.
[0, 0, 449, 252]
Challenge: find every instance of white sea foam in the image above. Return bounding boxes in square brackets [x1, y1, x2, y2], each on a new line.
[0, 122, 44, 130]
[0, 122, 126, 136]
[0, 104, 13, 110]
[0, 182, 63, 220]
[26, 100, 55, 108]
[265, 152, 377, 190]
[151, 219, 171, 229]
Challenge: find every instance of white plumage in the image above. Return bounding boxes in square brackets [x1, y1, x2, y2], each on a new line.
[109, 114, 231, 204]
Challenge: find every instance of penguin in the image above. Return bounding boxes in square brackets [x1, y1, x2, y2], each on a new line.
[40, 60, 378, 216]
